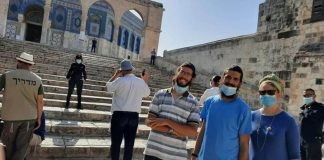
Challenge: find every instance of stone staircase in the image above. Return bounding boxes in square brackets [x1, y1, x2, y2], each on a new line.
[0, 38, 205, 159]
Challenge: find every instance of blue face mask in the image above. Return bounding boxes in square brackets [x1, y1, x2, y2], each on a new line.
[76, 59, 82, 64]
[303, 97, 313, 104]
[175, 83, 189, 94]
[259, 95, 276, 108]
[220, 84, 237, 96]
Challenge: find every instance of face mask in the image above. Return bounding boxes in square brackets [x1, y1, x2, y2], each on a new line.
[76, 59, 82, 64]
[175, 82, 189, 94]
[220, 84, 237, 96]
[259, 95, 276, 108]
[303, 97, 313, 104]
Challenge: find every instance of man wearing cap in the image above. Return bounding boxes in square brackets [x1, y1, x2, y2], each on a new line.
[106, 59, 150, 160]
[65, 54, 87, 109]
[0, 52, 44, 160]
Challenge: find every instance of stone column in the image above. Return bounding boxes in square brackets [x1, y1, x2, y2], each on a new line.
[140, 27, 161, 60]
[112, 22, 120, 43]
[79, 7, 88, 40]
[111, 22, 120, 58]
[40, 0, 52, 44]
[17, 14, 25, 40]
[0, 0, 9, 37]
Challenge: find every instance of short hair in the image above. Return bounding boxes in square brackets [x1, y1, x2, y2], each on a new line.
[211, 75, 221, 84]
[223, 65, 243, 82]
[177, 62, 196, 78]
[75, 54, 83, 60]
[304, 88, 315, 94]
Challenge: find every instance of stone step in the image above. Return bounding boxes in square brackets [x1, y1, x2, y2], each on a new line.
[42, 79, 203, 97]
[0, 98, 149, 114]
[43, 99, 149, 113]
[43, 92, 152, 106]
[28, 135, 195, 159]
[43, 107, 148, 123]
[45, 119, 150, 138]
[43, 85, 110, 97]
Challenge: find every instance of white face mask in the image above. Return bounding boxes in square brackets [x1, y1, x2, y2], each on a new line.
[76, 59, 82, 64]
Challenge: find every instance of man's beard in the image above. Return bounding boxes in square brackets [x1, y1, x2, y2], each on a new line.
[220, 92, 237, 99]
[220, 82, 238, 98]
[176, 79, 191, 87]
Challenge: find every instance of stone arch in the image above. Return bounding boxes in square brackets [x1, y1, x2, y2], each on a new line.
[86, 0, 115, 39]
[118, 9, 144, 53]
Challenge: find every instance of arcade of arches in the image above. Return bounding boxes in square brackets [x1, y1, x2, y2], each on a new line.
[0, 0, 164, 60]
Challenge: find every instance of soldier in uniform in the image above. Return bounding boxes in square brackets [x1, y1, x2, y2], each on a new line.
[300, 88, 324, 160]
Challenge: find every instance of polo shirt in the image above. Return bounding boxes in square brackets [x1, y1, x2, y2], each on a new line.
[106, 74, 150, 113]
[144, 88, 200, 160]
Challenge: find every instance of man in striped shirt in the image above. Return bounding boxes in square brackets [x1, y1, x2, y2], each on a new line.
[144, 62, 200, 160]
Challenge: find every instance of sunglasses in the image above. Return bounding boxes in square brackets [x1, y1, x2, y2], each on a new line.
[259, 90, 277, 95]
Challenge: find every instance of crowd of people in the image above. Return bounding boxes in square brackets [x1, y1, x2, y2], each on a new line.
[0, 52, 323, 160]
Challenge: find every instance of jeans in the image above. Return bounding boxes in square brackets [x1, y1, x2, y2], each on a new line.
[110, 111, 139, 160]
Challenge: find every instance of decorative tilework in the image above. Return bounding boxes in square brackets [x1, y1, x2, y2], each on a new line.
[25, 10, 44, 24]
[50, 30, 64, 46]
[5, 21, 17, 39]
[66, 9, 72, 31]
[70, 11, 81, 33]
[51, 5, 67, 30]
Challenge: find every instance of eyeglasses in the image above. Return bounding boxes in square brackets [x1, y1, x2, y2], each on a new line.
[179, 70, 192, 77]
[303, 94, 314, 98]
[259, 90, 277, 95]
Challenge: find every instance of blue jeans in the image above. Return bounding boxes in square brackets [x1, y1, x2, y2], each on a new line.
[110, 111, 139, 160]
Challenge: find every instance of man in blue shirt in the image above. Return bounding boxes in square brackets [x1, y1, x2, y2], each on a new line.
[192, 65, 252, 160]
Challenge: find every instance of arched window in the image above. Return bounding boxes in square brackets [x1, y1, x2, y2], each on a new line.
[311, 0, 324, 22]
[122, 30, 129, 49]
[130, 34, 135, 52]
[117, 26, 122, 46]
[135, 37, 141, 54]
[88, 15, 101, 37]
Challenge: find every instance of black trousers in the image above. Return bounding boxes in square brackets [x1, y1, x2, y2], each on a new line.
[150, 56, 156, 65]
[301, 138, 322, 160]
[110, 111, 139, 160]
[66, 79, 83, 108]
[91, 45, 96, 53]
[144, 155, 162, 160]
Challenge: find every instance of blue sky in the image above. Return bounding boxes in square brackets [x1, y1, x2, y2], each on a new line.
[153, 0, 265, 56]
